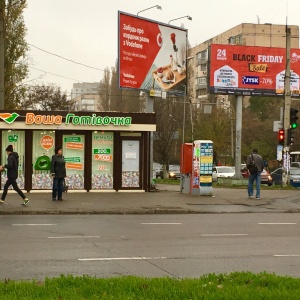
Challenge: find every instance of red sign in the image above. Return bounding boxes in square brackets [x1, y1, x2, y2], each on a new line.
[209, 44, 300, 97]
[118, 11, 187, 94]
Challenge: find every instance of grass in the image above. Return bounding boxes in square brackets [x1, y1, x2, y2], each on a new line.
[1, 272, 300, 299]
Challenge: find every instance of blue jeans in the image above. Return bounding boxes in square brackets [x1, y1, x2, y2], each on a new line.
[52, 177, 64, 200]
[248, 172, 261, 198]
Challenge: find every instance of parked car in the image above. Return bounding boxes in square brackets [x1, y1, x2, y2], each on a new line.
[168, 165, 181, 180]
[212, 166, 235, 182]
[260, 169, 273, 186]
[270, 167, 300, 187]
[153, 162, 162, 178]
[291, 162, 300, 168]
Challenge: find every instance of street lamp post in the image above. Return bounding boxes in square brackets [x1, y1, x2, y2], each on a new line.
[137, 5, 162, 16]
[168, 16, 192, 24]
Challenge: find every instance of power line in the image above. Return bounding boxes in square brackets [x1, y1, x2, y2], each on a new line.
[28, 43, 108, 72]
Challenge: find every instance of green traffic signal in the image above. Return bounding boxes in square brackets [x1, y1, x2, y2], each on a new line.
[291, 122, 298, 129]
[290, 108, 299, 129]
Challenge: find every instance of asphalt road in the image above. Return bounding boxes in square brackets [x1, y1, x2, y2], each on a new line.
[1, 213, 300, 281]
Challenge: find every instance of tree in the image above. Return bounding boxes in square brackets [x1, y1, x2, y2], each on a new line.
[98, 67, 111, 111]
[153, 95, 181, 177]
[20, 84, 73, 111]
[2, 0, 29, 109]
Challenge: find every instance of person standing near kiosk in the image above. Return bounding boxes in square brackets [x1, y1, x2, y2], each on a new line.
[51, 146, 66, 201]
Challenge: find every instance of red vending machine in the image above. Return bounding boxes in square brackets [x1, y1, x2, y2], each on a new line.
[180, 143, 193, 193]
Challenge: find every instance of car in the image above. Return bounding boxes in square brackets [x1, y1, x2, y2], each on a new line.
[291, 162, 300, 168]
[212, 166, 235, 182]
[260, 169, 273, 186]
[153, 162, 162, 178]
[168, 165, 181, 180]
[270, 167, 300, 187]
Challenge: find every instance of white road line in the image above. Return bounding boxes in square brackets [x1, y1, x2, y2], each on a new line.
[274, 255, 300, 257]
[48, 236, 100, 239]
[78, 257, 167, 261]
[12, 224, 57, 226]
[258, 223, 296, 225]
[141, 223, 182, 225]
[201, 234, 248, 237]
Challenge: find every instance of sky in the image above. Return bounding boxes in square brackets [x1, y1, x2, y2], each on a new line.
[23, 0, 298, 96]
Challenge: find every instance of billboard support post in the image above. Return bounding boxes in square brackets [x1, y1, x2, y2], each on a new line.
[146, 93, 154, 187]
[234, 95, 243, 179]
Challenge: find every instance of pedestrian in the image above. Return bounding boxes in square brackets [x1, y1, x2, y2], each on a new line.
[51, 146, 66, 201]
[0, 145, 29, 205]
[246, 148, 264, 199]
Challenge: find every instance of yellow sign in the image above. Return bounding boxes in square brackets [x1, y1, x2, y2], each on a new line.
[201, 156, 213, 164]
[200, 176, 212, 183]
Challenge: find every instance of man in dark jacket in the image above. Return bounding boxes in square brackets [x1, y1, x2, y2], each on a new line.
[51, 146, 66, 201]
[246, 148, 264, 199]
[0, 145, 29, 205]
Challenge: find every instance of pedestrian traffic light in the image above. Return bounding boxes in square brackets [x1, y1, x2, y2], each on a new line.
[278, 129, 284, 145]
[290, 108, 299, 129]
[287, 128, 294, 145]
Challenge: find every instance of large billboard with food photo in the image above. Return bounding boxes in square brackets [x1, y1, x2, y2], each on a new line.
[118, 11, 187, 94]
[209, 44, 300, 97]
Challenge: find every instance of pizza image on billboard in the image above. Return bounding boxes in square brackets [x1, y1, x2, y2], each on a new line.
[209, 44, 300, 97]
[118, 11, 187, 94]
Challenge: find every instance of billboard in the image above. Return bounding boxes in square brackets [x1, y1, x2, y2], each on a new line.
[209, 44, 300, 97]
[118, 11, 187, 94]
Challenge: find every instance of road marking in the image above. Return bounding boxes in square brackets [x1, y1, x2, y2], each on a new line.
[48, 236, 100, 239]
[201, 234, 248, 237]
[141, 223, 182, 225]
[78, 257, 167, 261]
[258, 223, 296, 225]
[274, 255, 300, 257]
[12, 224, 57, 226]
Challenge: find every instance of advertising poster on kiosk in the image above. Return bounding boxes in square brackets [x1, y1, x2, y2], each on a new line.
[118, 11, 187, 94]
[192, 140, 213, 196]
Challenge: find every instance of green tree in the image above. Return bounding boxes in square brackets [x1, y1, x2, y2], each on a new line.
[20, 84, 72, 111]
[1, 0, 29, 109]
[98, 67, 111, 111]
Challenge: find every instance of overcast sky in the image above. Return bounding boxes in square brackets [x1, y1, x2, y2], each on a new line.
[23, 0, 297, 95]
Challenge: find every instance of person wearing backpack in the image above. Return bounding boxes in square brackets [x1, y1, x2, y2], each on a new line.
[246, 148, 264, 199]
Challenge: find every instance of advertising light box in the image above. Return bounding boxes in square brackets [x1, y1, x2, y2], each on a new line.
[118, 11, 187, 94]
[209, 44, 300, 97]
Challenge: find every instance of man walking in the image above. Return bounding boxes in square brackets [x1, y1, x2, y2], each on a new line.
[246, 148, 264, 199]
[0, 145, 29, 205]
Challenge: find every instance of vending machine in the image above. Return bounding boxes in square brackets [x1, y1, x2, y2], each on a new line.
[192, 140, 213, 195]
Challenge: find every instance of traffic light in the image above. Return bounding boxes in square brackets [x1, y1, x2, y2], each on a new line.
[288, 128, 294, 145]
[278, 128, 284, 145]
[290, 108, 299, 129]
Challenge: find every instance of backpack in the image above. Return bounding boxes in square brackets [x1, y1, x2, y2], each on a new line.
[248, 155, 258, 174]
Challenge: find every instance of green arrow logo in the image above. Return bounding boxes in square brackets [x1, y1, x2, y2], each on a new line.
[0, 112, 19, 124]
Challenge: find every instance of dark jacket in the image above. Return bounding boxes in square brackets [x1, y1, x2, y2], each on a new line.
[246, 153, 264, 173]
[4, 152, 19, 180]
[51, 154, 66, 178]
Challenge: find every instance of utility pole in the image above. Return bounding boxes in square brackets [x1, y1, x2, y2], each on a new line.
[0, 5, 4, 110]
[282, 26, 291, 186]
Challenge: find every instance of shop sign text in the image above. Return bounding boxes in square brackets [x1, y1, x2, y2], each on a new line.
[24, 113, 132, 126]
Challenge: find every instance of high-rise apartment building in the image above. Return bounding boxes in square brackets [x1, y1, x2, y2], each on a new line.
[71, 82, 101, 111]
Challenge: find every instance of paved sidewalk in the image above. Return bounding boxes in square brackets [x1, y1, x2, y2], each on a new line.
[0, 184, 299, 215]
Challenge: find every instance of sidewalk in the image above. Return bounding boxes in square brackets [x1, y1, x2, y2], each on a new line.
[0, 184, 299, 215]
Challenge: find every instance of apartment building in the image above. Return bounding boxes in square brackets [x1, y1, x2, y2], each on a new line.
[71, 82, 101, 111]
[187, 23, 299, 107]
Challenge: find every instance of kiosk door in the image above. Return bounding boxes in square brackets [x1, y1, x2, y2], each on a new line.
[121, 140, 141, 188]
